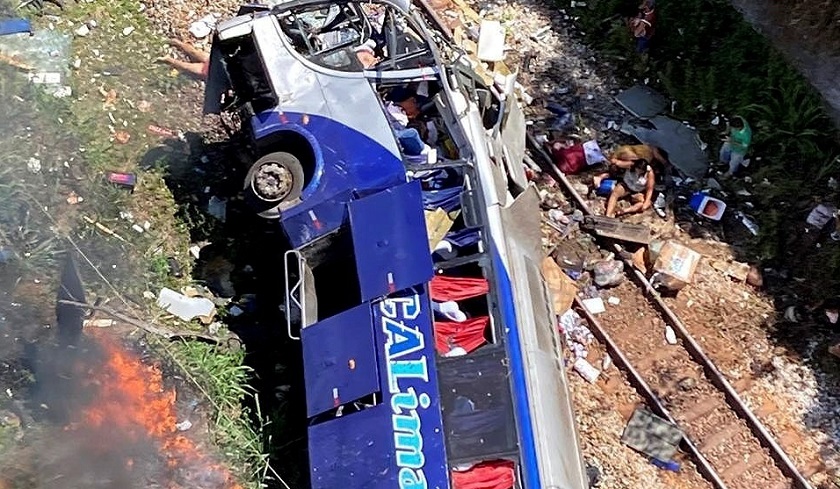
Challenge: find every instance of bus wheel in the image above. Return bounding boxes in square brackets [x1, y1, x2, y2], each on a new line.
[246, 151, 305, 204]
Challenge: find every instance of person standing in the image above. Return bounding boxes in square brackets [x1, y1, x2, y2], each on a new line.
[628, 0, 657, 55]
[720, 116, 752, 178]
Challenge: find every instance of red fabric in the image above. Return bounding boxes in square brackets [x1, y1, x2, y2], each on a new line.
[434, 316, 489, 354]
[430, 276, 490, 302]
[548, 142, 586, 175]
[451, 460, 516, 489]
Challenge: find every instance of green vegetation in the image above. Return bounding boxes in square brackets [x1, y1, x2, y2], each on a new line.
[165, 339, 270, 488]
[576, 0, 840, 287]
[0, 0, 271, 486]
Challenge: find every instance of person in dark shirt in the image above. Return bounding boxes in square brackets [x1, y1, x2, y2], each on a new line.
[628, 0, 657, 54]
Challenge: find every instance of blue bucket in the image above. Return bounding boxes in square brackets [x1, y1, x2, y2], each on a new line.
[596, 179, 617, 197]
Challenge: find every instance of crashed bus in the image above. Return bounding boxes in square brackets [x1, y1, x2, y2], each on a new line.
[203, 1, 589, 488]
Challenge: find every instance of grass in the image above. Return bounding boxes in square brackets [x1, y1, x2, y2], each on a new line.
[163, 339, 270, 488]
[0, 0, 271, 486]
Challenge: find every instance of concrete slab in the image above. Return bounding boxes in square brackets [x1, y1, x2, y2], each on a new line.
[621, 116, 709, 179]
[615, 84, 669, 120]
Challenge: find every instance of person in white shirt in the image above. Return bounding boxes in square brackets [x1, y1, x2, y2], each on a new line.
[606, 158, 655, 218]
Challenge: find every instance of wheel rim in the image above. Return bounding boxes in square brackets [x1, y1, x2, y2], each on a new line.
[251, 162, 293, 202]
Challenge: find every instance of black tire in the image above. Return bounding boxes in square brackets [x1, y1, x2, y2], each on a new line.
[245, 151, 305, 203]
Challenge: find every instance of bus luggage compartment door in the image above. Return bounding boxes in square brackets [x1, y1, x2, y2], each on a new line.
[302, 303, 380, 417]
[348, 180, 434, 301]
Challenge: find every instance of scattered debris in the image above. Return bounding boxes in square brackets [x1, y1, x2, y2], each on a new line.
[207, 196, 227, 222]
[734, 211, 760, 236]
[664, 325, 677, 345]
[0, 248, 14, 264]
[83, 318, 116, 328]
[621, 408, 683, 461]
[74, 24, 90, 37]
[710, 259, 751, 282]
[66, 191, 83, 205]
[689, 192, 726, 220]
[113, 130, 131, 144]
[167, 257, 183, 278]
[82, 215, 127, 242]
[650, 458, 680, 472]
[746, 265, 763, 287]
[157, 287, 216, 323]
[593, 259, 624, 288]
[542, 256, 578, 315]
[27, 157, 41, 173]
[175, 419, 193, 431]
[607, 296, 620, 305]
[650, 241, 701, 291]
[107, 171, 136, 192]
[476, 20, 505, 62]
[581, 215, 653, 245]
[806, 204, 836, 229]
[188, 14, 217, 39]
[582, 297, 606, 314]
[573, 357, 600, 383]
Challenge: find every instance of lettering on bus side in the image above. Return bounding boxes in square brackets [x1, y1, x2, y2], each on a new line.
[380, 295, 433, 489]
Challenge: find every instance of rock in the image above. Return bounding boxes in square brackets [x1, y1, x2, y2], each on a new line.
[74, 24, 90, 37]
[677, 376, 696, 391]
[27, 157, 41, 173]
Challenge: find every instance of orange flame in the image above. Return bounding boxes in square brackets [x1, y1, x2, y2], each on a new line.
[68, 333, 244, 489]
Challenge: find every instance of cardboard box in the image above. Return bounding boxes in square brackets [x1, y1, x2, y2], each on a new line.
[652, 241, 702, 290]
[541, 256, 578, 315]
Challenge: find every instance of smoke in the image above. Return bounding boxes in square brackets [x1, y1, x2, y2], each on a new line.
[1, 256, 239, 489]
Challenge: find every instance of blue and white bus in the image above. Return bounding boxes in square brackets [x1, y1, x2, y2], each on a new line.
[204, 1, 590, 487]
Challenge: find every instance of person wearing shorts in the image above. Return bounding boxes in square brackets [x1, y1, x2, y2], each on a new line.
[606, 158, 655, 217]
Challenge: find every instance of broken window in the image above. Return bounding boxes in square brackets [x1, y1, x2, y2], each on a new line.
[377, 7, 435, 70]
[276, 3, 372, 72]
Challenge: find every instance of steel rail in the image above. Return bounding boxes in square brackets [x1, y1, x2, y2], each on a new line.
[527, 133, 813, 489]
[574, 296, 730, 489]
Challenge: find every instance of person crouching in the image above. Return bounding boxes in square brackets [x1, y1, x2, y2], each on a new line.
[606, 158, 655, 218]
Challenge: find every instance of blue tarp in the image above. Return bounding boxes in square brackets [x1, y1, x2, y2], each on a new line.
[0, 19, 32, 37]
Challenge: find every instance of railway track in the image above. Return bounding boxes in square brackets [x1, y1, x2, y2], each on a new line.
[526, 135, 817, 489]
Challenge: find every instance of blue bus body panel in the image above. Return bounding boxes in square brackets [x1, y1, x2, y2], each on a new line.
[306, 289, 451, 489]
[373, 291, 450, 489]
[492, 249, 542, 489]
[309, 403, 396, 489]
[302, 303, 380, 417]
[349, 180, 434, 302]
[281, 188, 353, 247]
[250, 111, 408, 247]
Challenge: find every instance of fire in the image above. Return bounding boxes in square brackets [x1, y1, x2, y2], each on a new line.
[67, 333, 244, 489]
